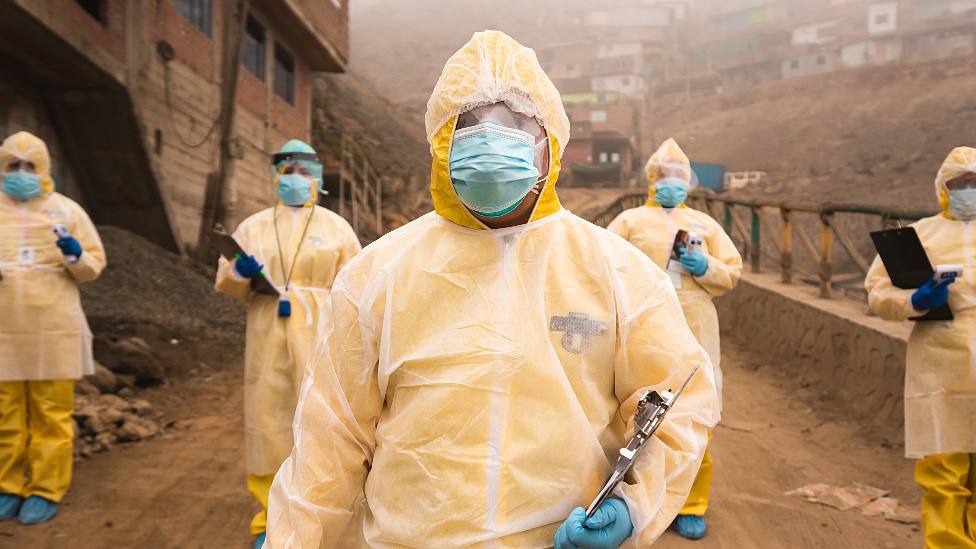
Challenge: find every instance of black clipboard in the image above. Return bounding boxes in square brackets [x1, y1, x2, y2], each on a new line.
[870, 227, 952, 321]
[211, 226, 281, 297]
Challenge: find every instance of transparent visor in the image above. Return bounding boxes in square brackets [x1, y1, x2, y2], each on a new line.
[653, 161, 698, 189]
[946, 172, 976, 191]
[455, 103, 550, 180]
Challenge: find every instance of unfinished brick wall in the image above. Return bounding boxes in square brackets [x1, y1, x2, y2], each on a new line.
[9, 0, 343, 252]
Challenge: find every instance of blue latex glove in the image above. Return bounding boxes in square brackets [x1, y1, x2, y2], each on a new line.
[911, 277, 953, 311]
[254, 532, 266, 549]
[554, 500, 634, 549]
[56, 236, 82, 259]
[234, 254, 263, 278]
[679, 249, 708, 277]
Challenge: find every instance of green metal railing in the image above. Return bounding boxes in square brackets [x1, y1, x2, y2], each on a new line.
[590, 189, 937, 299]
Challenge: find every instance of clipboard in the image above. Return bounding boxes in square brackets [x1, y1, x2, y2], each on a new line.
[870, 227, 952, 321]
[211, 226, 281, 297]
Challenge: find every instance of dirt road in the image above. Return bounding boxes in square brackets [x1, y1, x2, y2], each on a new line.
[1, 340, 919, 549]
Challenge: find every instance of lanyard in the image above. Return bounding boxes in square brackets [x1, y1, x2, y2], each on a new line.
[273, 204, 315, 294]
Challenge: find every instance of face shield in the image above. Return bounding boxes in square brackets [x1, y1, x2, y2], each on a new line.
[271, 151, 323, 182]
[270, 150, 324, 207]
[455, 103, 550, 181]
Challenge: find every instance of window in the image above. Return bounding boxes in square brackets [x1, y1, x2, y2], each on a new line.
[875, 13, 890, 25]
[790, 59, 800, 69]
[241, 16, 266, 81]
[590, 110, 608, 123]
[274, 42, 296, 105]
[611, 152, 620, 163]
[599, 152, 609, 163]
[816, 55, 827, 65]
[175, 0, 212, 36]
[75, 0, 105, 22]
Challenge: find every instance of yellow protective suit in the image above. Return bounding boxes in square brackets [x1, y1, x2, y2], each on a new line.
[0, 131, 106, 502]
[267, 30, 718, 549]
[215, 201, 361, 534]
[608, 139, 741, 518]
[865, 146, 976, 548]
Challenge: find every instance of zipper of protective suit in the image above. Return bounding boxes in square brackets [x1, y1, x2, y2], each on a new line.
[485, 232, 520, 544]
[273, 205, 315, 318]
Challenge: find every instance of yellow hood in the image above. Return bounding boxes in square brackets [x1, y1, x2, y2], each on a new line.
[426, 30, 569, 230]
[430, 119, 562, 230]
[0, 131, 56, 196]
[644, 137, 692, 208]
[935, 146, 976, 218]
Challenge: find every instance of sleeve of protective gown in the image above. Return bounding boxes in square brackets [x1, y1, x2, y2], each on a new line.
[63, 200, 106, 284]
[266, 272, 383, 549]
[606, 212, 632, 241]
[865, 254, 918, 321]
[214, 225, 254, 303]
[610, 252, 719, 547]
[335, 219, 363, 273]
[693, 218, 742, 297]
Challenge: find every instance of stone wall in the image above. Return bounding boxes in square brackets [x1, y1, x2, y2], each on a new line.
[715, 271, 912, 429]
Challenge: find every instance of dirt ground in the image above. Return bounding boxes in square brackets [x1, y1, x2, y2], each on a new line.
[0, 337, 920, 549]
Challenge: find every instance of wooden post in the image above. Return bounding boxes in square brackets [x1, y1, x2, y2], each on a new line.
[723, 203, 733, 236]
[193, 0, 251, 263]
[750, 206, 761, 273]
[819, 210, 834, 298]
[780, 208, 793, 283]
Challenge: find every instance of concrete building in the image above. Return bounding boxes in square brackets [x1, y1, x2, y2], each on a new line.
[539, 1, 691, 186]
[782, 49, 838, 79]
[0, 0, 348, 254]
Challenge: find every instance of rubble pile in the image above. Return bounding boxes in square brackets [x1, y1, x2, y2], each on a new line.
[72, 334, 170, 458]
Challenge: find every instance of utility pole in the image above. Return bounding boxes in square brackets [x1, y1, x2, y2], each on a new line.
[194, 0, 250, 263]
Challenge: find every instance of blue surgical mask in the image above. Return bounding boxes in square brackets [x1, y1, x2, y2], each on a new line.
[653, 177, 688, 208]
[277, 173, 314, 206]
[449, 123, 541, 218]
[2, 169, 43, 201]
[949, 188, 976, 221]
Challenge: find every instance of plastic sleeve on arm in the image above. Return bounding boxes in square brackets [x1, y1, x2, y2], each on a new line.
[266, 279, 383, 549]
[606, 214, 630, 240]
[865, 255, 916, 321]
[609, 259, 718, 547]
[338, 224, 363, 273]
[214, 224, 254, 302]
[215, 255, 253, 301]
[693, 222, 742, 297]
[63, 206, 106, 283]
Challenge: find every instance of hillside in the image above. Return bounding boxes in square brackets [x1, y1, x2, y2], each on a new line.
[318, 4, 976, 228]
[652, 56, 976, 211]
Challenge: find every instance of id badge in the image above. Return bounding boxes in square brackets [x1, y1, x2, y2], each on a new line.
[17, 246, 35, 265]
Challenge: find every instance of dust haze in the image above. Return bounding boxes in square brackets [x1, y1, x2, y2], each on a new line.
[335, 0, 976, 213]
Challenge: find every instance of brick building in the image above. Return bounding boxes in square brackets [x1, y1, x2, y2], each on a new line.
[0, 0, 348, 253]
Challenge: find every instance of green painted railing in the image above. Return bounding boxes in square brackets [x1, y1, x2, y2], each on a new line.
[589, 189, 938, 299]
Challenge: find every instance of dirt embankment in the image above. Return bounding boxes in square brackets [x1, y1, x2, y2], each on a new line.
[81, 225, 244, 342]
[650, 57, 976, 210]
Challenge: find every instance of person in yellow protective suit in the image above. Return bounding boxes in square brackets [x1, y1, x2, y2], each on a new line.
[607, 138, 742, 540]
[214, 139, 361, 549]
[266, 30, 718, 549]
[866, 146, 976, 549]
[0, 131, 106, 525]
